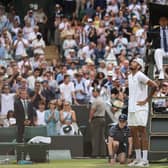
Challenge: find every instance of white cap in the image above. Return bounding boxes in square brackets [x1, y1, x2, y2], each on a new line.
[133, 58, 144, 69]
[107, 71, 113, 76]
[88, 18, 93, 22]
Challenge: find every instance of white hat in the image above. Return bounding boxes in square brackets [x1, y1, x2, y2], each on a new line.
[133, 58, 144, 69]
[107, 71, 113, 76]
[88, 18, 93, 22]
[86, 58, 94, 65]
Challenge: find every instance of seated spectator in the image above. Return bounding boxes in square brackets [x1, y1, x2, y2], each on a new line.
[3, 110, 16, 127]
[60, 101, 76, 135]
[35, 100, 46, 126]
[45, 100, 60, 136]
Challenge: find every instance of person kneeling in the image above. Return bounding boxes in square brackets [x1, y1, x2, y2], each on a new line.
[107, 114, 132, 165]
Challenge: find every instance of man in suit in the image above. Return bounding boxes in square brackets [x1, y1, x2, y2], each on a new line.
[14, 88, 36, 143]
[147, 16, 168, 79]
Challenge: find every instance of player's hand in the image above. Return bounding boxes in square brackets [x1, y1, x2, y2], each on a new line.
[137, 100, 147, 106]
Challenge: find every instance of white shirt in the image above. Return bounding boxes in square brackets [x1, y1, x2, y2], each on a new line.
[128, 71, 149, 113]
[36, 110, 46, 126]
[60, 82, 75, 104]
[14, 38, 29, 56]
[27, 75, 42, 90]
[32, 38, 45, 54]
[1, 93, 15, 116]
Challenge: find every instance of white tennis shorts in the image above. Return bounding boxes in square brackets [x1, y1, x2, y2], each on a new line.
[128, 110, 149, 127]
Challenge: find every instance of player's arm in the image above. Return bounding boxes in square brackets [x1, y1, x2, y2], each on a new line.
[137, 79, 158, 106]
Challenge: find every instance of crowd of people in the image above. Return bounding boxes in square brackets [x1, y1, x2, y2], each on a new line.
[0, 0, 168, 166]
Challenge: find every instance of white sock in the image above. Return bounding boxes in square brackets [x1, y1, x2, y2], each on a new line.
[142, 150, 148, 161]
[135, 149, 141, 161]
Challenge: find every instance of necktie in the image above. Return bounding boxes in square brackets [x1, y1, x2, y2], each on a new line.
[23, 100, 28, 120]
[163, 28, 168, 52]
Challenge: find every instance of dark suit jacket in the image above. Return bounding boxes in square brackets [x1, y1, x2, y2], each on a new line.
[14, 98, 36, 126]
[147, 27, 161, 49]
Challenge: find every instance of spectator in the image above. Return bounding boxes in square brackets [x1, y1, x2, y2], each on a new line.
[24, 10, 36, 27]
[41, 80, 55, 105]
[27, 67, 42, 90]
[32, 32, 46, 56]
[0, 84, 16, 119]
[34, 7, 48, 43]
[60, 101, 76, 135]
[29, 80, 46, 109]
[73, 73, 87, 104]
[14, 89, 36, 142]
[60, 74, 78, 105]
[35, 100, 46, 126]
[45, 100, 60, 136]
[3, 110, 16, 127]
[13, 29, 29, 61]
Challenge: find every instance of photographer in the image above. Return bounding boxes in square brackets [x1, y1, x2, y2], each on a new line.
[107, 114, 132, 165]
[32, 32, 46, 57]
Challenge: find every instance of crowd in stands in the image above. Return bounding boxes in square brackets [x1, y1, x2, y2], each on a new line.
[0, 0, 168, 138]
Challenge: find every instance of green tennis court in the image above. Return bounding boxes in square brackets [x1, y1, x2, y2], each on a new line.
[0, 159, 168, 168]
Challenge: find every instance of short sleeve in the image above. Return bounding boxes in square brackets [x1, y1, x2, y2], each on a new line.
[109, 126, 116, 137]
[138, 71, 149, 84]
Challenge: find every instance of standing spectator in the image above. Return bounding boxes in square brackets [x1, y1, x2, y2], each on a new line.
[0, 5, 8, 32]
[34, 7, 48, 43]
[41, 80, 55, 105]
[60, 101, 76, 135]
[127, 58, 157, 167]
[73, 73, 87, 104]
[14, 89, 36, 142]
[35, 100, 46, 126]
[24, 10, 36, 27]
[29, 80, 46, 109]
[60, 74, 78, 105]
[26, 67, 42, 90]
[32, 32, 46, 56]
[45, 100, 60, 136]
[89, 88, 106, 157]
[0, 84, 15, 120]
[13, 29, 29, 61]
[108, 114, 132, 165]
[63, 0, 76, 18]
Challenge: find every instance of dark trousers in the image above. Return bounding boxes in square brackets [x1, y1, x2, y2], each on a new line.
[17, 124, 25, 161]
[17, 124, 25, 143]
[90, 118, 106, 156]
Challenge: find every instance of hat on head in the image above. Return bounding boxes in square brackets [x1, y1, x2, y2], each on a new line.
[99, 59, 105, 64]
[88, 18, 93, 22]
[107, 71, 113, 76]
[112, 100, 124, 109]
[133, 58, 144, 69]
[86, 58, 94, 65]
[119, 114, 127, 121]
